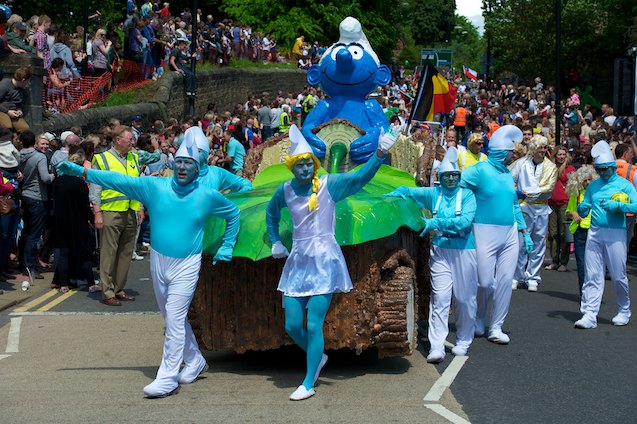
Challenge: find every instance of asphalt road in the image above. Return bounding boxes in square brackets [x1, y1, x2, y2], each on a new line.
[1, 254, 636, 423]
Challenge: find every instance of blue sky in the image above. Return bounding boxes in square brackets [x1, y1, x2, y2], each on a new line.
[457, 0, 484, 35]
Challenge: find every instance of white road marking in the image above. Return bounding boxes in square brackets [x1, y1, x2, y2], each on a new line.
[424, 355, 468, 402]
[0, 354, 10, 361]
[425, 404, 471, 424]
[6, 316, 22, 353]
[9, 311, 161, 317]
[139, 277, 150, 281]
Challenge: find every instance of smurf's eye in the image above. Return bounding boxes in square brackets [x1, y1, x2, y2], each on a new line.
[330, 46, 345, 61]
[348, 45, 364, 59]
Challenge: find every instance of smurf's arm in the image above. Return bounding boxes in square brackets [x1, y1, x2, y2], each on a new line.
[327, 151, 385, 201]
[514, 199, 527, 231]
[434, 189, 476, 236]
[385, 186, 437, 210]
[300, 101, 329, 159]
[265, 185, 287, 244]
[214, 166, 253, 192]
[208, 190, 241, 264]
[577, 186, 592, 216]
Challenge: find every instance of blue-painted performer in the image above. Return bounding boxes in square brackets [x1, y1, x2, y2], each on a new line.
[386, 147, 477, 363]
[460, 125, 533, 345]
[574, 140, 637, 329]
[57, 135, 240, 398]
[265, 124, 398, 401]
[302, 17, 392, 165]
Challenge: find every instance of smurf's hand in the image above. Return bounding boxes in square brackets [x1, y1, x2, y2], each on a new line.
[419, 218, 440, 237]
[384, 186, 410, 199]
[212, 245, 233, 265]
[57, 161, 84, 177]
[378, 127, 398, 154]
[600, 199, 623, 212]
[271, 241, 290, 259]
[238, 184, 253, 193]
[523, 232, 534, 255]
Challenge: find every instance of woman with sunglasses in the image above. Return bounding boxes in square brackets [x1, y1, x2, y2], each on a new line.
[574, 140, 637, 329]
[457, 133, 487, 172]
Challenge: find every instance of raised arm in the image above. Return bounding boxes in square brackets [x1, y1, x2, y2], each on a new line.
[327, 151, 384, 202]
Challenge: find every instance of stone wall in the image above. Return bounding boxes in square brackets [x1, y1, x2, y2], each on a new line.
[41, 68, 308, 135]
[0, 54, 47, 133]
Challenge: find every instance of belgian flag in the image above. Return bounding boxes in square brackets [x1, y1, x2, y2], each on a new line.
[408, 63, 457, 123]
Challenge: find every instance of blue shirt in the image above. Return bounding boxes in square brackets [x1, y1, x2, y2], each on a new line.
[227, 137, 246, 174]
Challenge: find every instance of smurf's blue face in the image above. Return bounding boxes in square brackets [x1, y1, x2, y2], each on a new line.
[317, 43, 387, 98]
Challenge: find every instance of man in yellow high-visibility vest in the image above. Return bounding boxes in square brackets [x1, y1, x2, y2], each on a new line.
[89, 125, 145, 306]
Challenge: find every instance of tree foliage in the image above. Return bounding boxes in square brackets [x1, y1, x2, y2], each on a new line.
[13, 0, 122, 33]
[409, 0, 457, 46]
[484, 0, 637, 88]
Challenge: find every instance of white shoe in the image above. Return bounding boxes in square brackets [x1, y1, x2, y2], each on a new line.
[487, 328, 510, 344]
[132, 252, 145, 261]
[314, 354, 328, 383]
[474, 319, 486, 337]
[574, 315, 597, 329]
[289, 385, 315, 401]
[527, 282, 538, 292]
[451, 345, 468, 356]
[426, 350, 445, 363]
[142, 242, 150, 247]
[512, 280, 518, 290]
[178, 359, 209, 384]
[143, 378, 179, 398]
[611, 312, 631, 326]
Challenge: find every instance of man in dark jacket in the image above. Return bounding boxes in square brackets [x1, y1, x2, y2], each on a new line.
[0, 67, 31, 133]
[5, 22, 37, 55]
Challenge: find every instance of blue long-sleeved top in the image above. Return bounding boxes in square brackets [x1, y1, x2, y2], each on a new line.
[460, 156, 527, 229]
[85, 168, 240, 258]
[397, 186, 476, 250]
[266, 152, 384, 244]
[199, 164, 252, 192]
[577, 174, 637, 229]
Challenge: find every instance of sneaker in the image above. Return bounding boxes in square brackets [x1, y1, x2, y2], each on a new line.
[132, 252, 144, 261]
[178, 361, 209, 384]
[451, 345, 468, 356]
[487, 328, 510, 344]
[143, 378, 180, 398]
[527, 282, 538, 292]
[426, 350, 445, 363]
[574, 315, 597, 329]
[512, 280, 519, 290]
[289, 385, 315, 401]
[611, 312, 631, 326]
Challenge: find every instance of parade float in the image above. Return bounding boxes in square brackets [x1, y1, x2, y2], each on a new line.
[190, 17, 437, 357]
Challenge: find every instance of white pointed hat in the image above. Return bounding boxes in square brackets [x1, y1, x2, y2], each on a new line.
[320, 16, 380, 65]
[489, 125, 522, 151]
[183, 126, 210, 154]
[289, 124, 314, 157]
[175, 131, 200, 167]
[439, 146, 460, 174]
[591, 140, 615, 165]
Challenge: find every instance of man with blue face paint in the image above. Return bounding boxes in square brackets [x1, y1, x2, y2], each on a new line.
[460, 125, 533, 345]
[574, 140, 637, 329]
[266, 124, 398, 401]
[386, 147, 477, 363]
[57, 135, 240, 398]
[184, 126, 252, 193]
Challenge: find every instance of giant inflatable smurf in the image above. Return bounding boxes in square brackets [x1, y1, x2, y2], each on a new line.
[303, 16, 392, 166]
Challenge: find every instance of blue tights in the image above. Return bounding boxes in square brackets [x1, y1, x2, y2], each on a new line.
[283, 294, 332, 390]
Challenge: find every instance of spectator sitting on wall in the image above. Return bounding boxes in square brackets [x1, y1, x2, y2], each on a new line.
[6, 21, 36, 55]
[0, 67, 31, 133]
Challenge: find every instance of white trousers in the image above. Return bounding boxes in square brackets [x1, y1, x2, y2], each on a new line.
[580, 227, 631, 317]
[428, 246, 477, 352]
[473, 223, 519, 331]
[514, 209, 549, 284]
[150, 249, 204, 382]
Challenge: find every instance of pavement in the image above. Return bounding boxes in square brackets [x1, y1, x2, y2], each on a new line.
[0, 266, 55, 313]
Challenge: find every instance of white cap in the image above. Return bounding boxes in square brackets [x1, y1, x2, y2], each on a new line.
[183, 126, 209, 155]
[175, 131, 200, 166]
[591, 140, 615, 165]
[320, 16, 379, 65]
[289, 124, 314, 157]
[489, 125, 522, 151]
[60, 131, 74, 144]
[439, 146, 460, 174]
[43, 132, 56, 141]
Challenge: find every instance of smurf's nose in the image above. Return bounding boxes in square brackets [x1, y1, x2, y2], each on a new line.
[336, 49, 354, 72]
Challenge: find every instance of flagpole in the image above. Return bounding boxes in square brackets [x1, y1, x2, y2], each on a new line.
[407, 64, 431, 128]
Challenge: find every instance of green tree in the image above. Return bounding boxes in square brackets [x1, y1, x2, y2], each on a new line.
[449, 15, 483, 73]
[14, 0, 122, 33]
[410, 0, 457, 46]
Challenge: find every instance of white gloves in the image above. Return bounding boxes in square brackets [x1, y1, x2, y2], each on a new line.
[271, 241, 290, 259]
[378, 126, 402, 153]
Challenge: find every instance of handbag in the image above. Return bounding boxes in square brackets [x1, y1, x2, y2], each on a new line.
[0, 195, 15, 215]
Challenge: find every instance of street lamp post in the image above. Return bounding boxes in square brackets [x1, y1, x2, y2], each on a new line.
[555, 0, 561, 147]
[188, 0, 198, 116]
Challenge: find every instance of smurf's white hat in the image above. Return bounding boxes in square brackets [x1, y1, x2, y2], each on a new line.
[489, 125, 522, 151]
[591, 140, 615, 165]
[439, 146, 460, 174]
[288, 124, 314, 157]
[320, 16, 379, 66]
[183, 126, 210, 154]
[175, 132, 200, 167]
